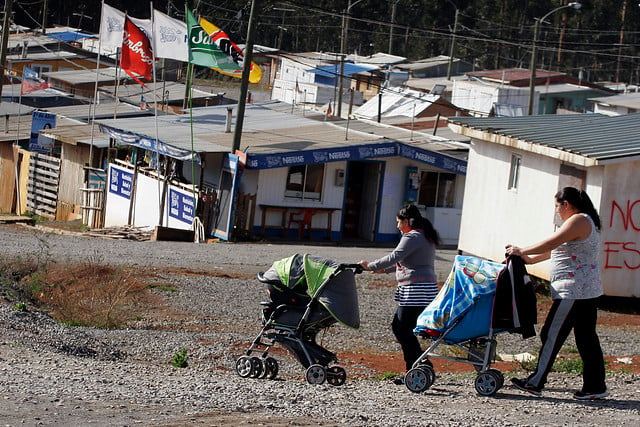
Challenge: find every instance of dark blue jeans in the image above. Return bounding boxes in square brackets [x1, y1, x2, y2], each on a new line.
[392, 305, 426, 371]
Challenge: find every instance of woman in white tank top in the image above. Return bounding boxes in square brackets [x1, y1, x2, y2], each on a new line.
[505, 187, 607, 400]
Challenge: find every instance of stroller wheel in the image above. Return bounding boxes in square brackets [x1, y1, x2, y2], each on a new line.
[405, 365, 435, 393]
[235, 356, 253, 378]
[474, 370, 501, 396]
[261, 357, 279, 380]
[249, 357, 264, 378]
[488, 368, 504, 389]
[326, 366, 346, 386]
[305, 364, 327, 385]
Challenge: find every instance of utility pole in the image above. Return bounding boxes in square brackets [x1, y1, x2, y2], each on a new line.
[0, 0, 14, 105]
[446, 7, 459, 80]
[41, 0, 48, 34]
[232, 0, 258, 154]
[615, 0, 628, 83]
[388, 0, 400, 54]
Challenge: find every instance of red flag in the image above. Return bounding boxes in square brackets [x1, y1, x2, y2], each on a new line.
[121, 16, 153, 86]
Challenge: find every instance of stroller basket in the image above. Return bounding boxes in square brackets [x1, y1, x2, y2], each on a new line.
[235, 254, 362, 386]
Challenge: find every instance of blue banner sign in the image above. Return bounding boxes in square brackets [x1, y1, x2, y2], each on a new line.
[245, 141, 466, 175]
[399, 144, 467, 175]
[29, 111, 57, 153]
[108, 166, 134, 199]
[168, 188, 195, 225]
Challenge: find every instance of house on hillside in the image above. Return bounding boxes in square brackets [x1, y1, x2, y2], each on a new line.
[394, 55, 474, 79]
[91, 101, 468, 245]
[354, 87, 463, 123]
[588, 92, 640, 116]
[3, 28, 114, 81]
[448, 113, 640, 298]
[460, 68, 613, 115]
[270, 52, 407, 111]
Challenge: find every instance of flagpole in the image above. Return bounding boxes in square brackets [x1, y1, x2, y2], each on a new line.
[88, 0, 107, 165]
[231, 0, 258, 154]
[184, 3, 197, 202]
[150, 1, 165, 227]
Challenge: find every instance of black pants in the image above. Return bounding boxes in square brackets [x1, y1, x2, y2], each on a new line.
[392, 305, 426, 371]
[527, 297, 606, 393]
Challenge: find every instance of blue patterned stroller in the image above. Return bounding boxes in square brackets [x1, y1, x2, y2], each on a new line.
[405, 255, 508, 396]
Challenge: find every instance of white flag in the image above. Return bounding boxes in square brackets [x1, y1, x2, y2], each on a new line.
[131, 16, 153, 44]
[152, 9, 188, 62]
[99, 3, 125, 48]
[99, 3, 151, 49]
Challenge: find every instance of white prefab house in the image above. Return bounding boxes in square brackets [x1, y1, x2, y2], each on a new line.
[449, 113, 640, 298]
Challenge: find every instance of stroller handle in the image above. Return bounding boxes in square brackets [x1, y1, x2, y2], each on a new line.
[339, 263, 364, 274]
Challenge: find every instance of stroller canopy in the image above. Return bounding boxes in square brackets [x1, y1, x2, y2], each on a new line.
[416, 255, 504, 333]
[260, 254, 360, 329]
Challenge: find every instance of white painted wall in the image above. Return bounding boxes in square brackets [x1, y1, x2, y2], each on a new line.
[254, 161, 347, 232]
[459, 139, 639, 297]
[599, 160, 640, 297]
[105, 164, 194, 231]
[458, 139, 560, 275]
[452, 80, 534, 116]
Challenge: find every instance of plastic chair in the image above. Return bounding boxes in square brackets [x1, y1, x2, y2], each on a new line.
[287, 208, 316, 239]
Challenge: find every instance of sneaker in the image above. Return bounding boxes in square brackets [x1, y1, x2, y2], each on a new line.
[511, 377, 542, 397]
[573, 390, 609, 400]
[393, 377, 405, 385]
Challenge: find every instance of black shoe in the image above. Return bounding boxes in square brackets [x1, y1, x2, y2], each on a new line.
[511, 377, 542, 397]
[573, 389, 609, 400]
[393, 377, 405, 385]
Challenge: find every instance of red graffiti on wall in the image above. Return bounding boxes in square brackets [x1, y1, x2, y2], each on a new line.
[604, 199, 640, 270]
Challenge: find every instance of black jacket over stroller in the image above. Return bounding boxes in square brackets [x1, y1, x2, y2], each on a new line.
[235, 254, 362, 385]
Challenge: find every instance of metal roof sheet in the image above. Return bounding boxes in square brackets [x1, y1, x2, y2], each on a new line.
[589, 93, 640, 109]
[93, 101, 468, 165]
[448, 113, 640, 162]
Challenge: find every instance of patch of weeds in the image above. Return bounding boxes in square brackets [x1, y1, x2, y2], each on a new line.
[22, 262, 152, 329]
[13, 302, 27, 311]
[552, 356, 583, 374]
[371, 371, 398, 381]
[518, 354, 604, 375]
[148, 283, 177, 292]
[171, 348, 188, 368]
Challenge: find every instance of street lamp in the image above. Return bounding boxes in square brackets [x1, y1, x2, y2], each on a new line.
[527, 2, 581, 115]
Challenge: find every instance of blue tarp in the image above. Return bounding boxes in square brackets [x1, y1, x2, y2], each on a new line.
[309, 63, 378, 78]
[47, 31, 93, 43]
[98, 124, 201, 163]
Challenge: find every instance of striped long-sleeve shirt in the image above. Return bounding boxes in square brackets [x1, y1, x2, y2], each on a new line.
[368, 229, 438, 306]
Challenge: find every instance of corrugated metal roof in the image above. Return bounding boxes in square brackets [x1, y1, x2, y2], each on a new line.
[448, 113, 640, 162]
[589, 92, 640, 109]
[93, 101, 468, 164]
[44, 67, 127, 85]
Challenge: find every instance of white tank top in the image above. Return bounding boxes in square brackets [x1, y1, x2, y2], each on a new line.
[550, 214, 603, 300]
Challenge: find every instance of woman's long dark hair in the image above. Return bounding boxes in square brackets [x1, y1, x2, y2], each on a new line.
[555, 187, 601, 230]
[397, 204, 441, 245]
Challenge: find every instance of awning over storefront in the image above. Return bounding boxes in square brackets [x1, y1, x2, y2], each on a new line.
[246, 141, 466, 175]
[99, 124, 201, 163]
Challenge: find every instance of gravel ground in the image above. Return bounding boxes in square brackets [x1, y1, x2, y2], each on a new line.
[0, 223, 639, 426]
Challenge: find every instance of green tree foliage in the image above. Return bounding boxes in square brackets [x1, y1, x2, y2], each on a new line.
[10, 0, 640, 83]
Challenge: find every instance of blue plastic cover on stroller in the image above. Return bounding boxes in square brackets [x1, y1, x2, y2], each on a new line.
[415, 255, 504, 342]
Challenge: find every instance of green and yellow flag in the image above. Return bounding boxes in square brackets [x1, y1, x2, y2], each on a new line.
[185, 7, 239, 72]
[199, 17, 262, 84]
